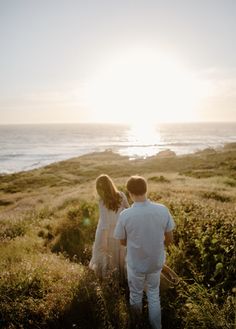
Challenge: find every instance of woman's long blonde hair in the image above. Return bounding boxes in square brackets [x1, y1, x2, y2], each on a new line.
[96, 174, 122, 212]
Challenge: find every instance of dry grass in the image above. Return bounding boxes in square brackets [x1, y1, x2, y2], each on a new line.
[0, 145, 235, 328]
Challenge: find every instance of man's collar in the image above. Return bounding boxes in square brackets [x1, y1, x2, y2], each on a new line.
[132, 199, 150, 207]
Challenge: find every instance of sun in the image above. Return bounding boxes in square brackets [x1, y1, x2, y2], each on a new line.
[85, 47, 206, 125]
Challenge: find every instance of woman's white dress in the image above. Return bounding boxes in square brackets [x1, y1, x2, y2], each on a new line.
[89, 192, 129, 278]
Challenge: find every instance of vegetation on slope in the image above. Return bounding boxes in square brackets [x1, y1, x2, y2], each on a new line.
[0, 144, 235, 328]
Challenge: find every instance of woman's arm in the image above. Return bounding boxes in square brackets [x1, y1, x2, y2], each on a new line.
[120, 191, 130, 209]
[96, 200, 108, 252]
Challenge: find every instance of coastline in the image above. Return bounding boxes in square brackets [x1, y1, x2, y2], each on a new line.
[1, 122, 236, 174]
[0, 142, 235, 217]
[1, 141, 236, 176]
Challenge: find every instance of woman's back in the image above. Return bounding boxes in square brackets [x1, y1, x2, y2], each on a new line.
[100, 192, 128, 273]
[89, 190, 129, 278]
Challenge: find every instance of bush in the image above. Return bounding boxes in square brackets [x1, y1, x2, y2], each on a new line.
[0, 218, 28, 240]
[148, 175, 170, 183]
[175, 282, 235, 329]
[0, 253, 85, 328]
[160, 197, 235, 329]
[201, 191, 232, 202]
[167, 199, 235, 295]
[50, 201, 98, 263]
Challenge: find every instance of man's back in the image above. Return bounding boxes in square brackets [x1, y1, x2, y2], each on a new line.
[114, 199, 175, 273]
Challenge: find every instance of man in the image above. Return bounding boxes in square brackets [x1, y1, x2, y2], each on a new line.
[114, 175, 175, 329]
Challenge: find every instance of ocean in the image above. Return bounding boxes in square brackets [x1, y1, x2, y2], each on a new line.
[0, 122, 236, 174]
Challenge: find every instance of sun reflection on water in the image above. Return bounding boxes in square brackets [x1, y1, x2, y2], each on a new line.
[121, 123, 162, 158]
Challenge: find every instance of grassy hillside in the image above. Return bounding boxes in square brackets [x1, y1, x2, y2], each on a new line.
[0, 144, 235, 328]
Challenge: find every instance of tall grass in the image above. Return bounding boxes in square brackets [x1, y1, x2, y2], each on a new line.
[0, 147, 235, 328]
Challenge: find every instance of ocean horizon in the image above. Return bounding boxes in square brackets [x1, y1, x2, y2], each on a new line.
[1, 122, 236, 174]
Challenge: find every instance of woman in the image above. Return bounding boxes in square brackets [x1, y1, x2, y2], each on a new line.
[89, 174, 129, 279]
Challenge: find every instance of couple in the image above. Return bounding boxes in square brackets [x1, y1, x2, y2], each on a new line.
[89, 174, 175, 329]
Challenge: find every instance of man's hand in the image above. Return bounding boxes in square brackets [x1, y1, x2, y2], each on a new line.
[120, 239, 127, 246]
[164, 231, 173, 247]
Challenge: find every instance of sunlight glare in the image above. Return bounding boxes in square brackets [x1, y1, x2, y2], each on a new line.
[129, 121, 160, 145]
[120, 121, 162, 158]
[85, 47, 207, 124]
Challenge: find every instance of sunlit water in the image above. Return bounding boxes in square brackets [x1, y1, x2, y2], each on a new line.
[0, 122, 236, 173]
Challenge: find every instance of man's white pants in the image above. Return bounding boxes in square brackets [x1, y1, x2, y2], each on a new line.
[127, 265, 162, 329]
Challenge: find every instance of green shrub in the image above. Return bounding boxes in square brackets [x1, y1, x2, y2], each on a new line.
[223, 178, 236, 187]
[169, 200, 235, 293]
[175, 282, 235, 329]
[201, 191, 232, 202]
[148, 175, 170, 183]
[50, 201, 98, 263]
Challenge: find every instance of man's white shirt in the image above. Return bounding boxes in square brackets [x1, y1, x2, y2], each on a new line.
[114, 200, 175, 273]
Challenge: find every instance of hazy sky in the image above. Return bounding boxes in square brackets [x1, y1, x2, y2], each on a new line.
[0, 0, 236, 124]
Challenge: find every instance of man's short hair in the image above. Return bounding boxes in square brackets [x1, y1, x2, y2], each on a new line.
[126, 176, 147, 195]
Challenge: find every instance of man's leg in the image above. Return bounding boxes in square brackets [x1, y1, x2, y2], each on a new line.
[127, 265, 145, 324]
[146, 269, 162, 329]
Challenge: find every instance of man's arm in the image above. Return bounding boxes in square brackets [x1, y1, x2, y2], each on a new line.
[164, 231, 173, 247]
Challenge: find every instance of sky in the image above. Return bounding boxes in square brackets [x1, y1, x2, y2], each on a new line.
[0, 0, 236, 124]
